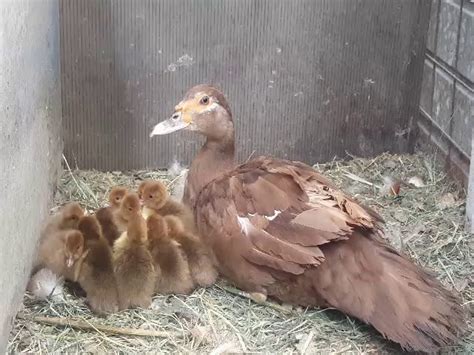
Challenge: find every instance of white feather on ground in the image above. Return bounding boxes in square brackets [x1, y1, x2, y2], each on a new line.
[168, 159, 189, 202]
[27, 268, 64, 300]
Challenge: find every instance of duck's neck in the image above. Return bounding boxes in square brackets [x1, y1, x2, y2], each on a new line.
[183, 136, 236, 207]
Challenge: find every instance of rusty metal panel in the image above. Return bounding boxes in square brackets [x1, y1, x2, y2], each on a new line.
[61, 0, 430, 170]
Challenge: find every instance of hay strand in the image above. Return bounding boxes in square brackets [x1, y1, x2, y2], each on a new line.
[27, 315, 182, 338]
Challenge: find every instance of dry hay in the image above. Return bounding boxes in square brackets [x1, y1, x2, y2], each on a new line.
[8, 153, 473, 354]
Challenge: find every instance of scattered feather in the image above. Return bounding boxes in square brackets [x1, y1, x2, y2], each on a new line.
[27, 268, 64, 300]
[437, 193, 457, 210]
[408, 176, 425, 187]
[380, 176, 401, 196]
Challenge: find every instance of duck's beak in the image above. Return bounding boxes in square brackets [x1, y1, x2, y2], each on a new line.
[150, 111, 190, 137]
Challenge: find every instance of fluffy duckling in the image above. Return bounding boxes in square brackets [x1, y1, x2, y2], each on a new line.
[96, 186, 129, 246]
[41, 202, 84, 236]
[112, 187, 139, 233]
[146, 214, 194, 295]
[138, 180, 196, 232]
[113, 193, 155, 309]
[33, 202, 85, 275]
[77, 215, 120, 315]
[164, 215, 217, 287]
[36, 229, 86, 281]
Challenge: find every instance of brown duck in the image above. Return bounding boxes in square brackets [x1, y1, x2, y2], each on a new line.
[150, 84, 465, 352]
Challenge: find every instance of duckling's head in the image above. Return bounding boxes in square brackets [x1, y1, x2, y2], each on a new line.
[139, 180, 169, 210]
[61, 202, 85, 229]
[109, 186, 128, 208]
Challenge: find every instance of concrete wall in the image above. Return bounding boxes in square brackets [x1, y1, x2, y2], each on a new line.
[0, 0, 62, 350]
[467, 128, 474, 232]
[418, 0, 474, 183]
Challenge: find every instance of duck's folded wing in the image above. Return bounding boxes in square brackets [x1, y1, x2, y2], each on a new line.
[195, 156, 384, 277]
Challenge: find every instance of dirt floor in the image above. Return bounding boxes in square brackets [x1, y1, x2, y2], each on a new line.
[8, 152, 473, 354]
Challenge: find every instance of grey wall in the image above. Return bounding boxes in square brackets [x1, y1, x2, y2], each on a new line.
[61, 0, 430, 171]
[0, 0, 62, 350]
[468, 128, 474, 232]
[418, 0, 473, 182]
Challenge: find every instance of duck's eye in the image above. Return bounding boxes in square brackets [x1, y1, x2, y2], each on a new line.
[149, 195, 153, 199]
[200, 96, 209, 105]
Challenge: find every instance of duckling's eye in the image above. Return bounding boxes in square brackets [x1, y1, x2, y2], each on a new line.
[149, 195, 153, 199]
[200, 96, 209, 105]
[115, 197, 120, 200]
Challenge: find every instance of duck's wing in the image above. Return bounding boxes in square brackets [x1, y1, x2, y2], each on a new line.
[195, 155, 383, 281]
[195, 156, 464, 352]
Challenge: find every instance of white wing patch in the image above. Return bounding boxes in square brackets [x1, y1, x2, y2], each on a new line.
[237, 216, 253, 235]
[238, 210, 281, 235]
[266, 210, 281, 221]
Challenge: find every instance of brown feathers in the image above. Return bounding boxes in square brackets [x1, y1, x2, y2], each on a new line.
[109, 186, 128, 208]
[164, 215, 217, 287]
[96, 186, 130, 246]
[139, 180, 196, 232]
[147, 214, 194, 295]
[34, 203, 86, 278]
[195, 156, 466, 352]
[77, 216, 120, 315]
[113, 193, 155, 309]
[95, 207, 120, 246]
[152, 85, 466, 352]
[64, 230, 85, 269]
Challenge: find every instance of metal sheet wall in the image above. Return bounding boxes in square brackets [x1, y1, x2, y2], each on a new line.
[60, 0, 430, 170]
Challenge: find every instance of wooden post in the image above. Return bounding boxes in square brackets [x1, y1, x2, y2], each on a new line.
[467, 127, 474, 233]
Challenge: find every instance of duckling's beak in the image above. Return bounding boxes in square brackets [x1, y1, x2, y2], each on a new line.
[150, 111, 190, 137]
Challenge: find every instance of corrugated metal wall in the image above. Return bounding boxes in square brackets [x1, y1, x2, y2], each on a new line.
[418, 0, 473, 182]
[61, 0, 430, 171]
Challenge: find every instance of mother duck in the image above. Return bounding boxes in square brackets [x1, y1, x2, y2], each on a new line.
[150, 85, 464, 352]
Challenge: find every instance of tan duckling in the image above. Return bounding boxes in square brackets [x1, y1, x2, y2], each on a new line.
[77, 215, 119, 315]
[164, 215, 217, 287]
[138, 180, 196, 232]
[95, 186, 128, 246]
[113, 193, 155, 309]
[146, 214, 194, 295]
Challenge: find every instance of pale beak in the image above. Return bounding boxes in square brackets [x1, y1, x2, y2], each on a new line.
[150, 111, 190, 137]
[66, 257, 73, 268]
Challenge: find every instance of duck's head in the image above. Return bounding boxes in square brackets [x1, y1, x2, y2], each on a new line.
[150, 84, 233, 141]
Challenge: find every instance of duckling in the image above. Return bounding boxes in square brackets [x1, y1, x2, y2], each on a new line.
[146, 214, 194, 295]
[95, 186, 129, 246]
[164, 215, 217, 287]
[113, 193, 155, 309]
[138, 180, 196, 232]
[33, 202, 85, 275]
[37, 229, 86, 281]
[41, 202, 84, 236]
[77, 215, 119, 315]
[112, 188, 138, 233]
